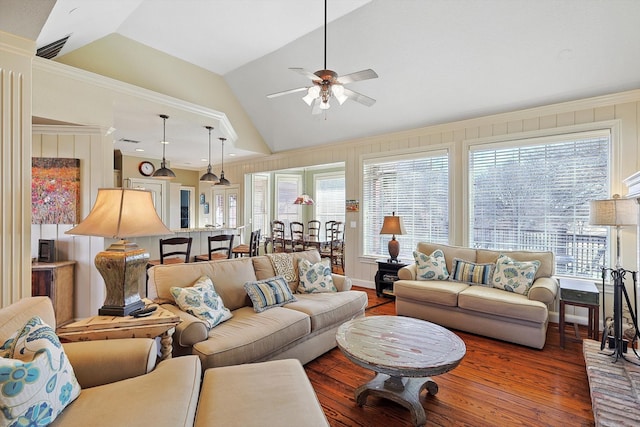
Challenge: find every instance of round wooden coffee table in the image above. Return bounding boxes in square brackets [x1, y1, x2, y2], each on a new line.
[336, 316, 466, 427]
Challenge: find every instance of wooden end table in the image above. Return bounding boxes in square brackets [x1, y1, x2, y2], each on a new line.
[559, 278, 599, 349]
[57, 301, 181, 361]
[336, 316, 466, 427]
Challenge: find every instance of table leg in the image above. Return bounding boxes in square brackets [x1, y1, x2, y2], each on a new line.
[354, 373, 436, 427]
[559, 300, 566, 349]
[160, 327, 175, 361]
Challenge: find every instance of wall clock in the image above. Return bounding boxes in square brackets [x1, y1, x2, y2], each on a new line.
[138, 161, 155, 177]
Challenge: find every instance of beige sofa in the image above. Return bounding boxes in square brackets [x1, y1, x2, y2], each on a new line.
[394, 243, 558, 349]
[0, 297, 330, 427]
[147, 249, 368, 370]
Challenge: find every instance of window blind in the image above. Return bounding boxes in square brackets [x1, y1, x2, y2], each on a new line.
[469, 131, 610, 278]
[363, 151, 449, 259]
[315, 174, 345, 236]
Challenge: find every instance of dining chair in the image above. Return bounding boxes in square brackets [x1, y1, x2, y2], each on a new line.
[232, 229, 261, 257]
[290, 221, 305, 252]
[270, 220, 287, 253]
[305, 220, 321, 250]
[195, 234, 235, 261]
[320, 221, 344, 273]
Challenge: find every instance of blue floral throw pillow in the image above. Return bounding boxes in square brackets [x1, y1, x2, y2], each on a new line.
[492, 254, 540, 296]
[171, 276, 232, 329]
[297, 259, 337, 293]
[0, 316, 81, 427]
[414, 250, 449, 281]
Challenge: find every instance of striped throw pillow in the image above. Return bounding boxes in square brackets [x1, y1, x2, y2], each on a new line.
[244, 276, 297, 312]
[450, 258, 495, 286]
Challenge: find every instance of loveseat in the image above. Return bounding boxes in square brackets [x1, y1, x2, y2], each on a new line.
[147, 249, 368, 370]
[0, 297, 330, 426]
[394, 243, 558, 349]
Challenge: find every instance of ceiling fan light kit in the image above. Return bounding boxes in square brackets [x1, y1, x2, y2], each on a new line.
[267, 0, 378, 113]
[152, 114, 176, 179]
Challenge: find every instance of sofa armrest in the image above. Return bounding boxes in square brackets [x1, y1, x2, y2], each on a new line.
[161, 303, 209, 347]
[528, 277, 559, 305]
[331, 274, 352, 291]
[63, 338, 157, 388]
[398, 264, 417, 280]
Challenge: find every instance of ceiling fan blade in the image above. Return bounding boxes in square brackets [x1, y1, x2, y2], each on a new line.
[338, 69, 378, 84]
[266, 87, 308, 98]
[289, 68, 321, 81]
[343, 88, 376, 107]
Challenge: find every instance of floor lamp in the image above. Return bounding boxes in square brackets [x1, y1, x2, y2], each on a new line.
[589, 194, 639, 361]
[66, 188, 172, 316]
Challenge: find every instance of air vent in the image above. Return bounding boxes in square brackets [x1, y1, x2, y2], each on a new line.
[119, 138, 141, 144]
[36, 35, 70, 59]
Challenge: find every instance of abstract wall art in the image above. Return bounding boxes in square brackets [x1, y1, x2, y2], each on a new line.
[32, 157, 80, 224]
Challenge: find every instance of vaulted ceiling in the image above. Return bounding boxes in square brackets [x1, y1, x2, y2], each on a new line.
[6, 0, 640, 168]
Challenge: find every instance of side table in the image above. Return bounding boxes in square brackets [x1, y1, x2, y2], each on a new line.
[57, 301, 181, 361]
[375, 259, 408, 297]
[559, 278, 599, 349]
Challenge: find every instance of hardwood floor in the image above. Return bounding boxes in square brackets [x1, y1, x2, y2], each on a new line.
[305, 287, 595, 427]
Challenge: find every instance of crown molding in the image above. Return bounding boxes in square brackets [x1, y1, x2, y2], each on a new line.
[33, 57, 238, 142]
[0, 30, 35, 57]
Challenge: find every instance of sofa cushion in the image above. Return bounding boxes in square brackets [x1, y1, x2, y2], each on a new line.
[492, 254, 540, 295]
[458, 286, 548, 323]
[0, 316, 81, 427]
[253, 250, 322, 293]
[414, 250, 449, 280]
[244, 276, 297, 312]
[297, 259, 337, 293]
[51, 355, 201, 427]
[193, 306, 310, 368]
[170, 276, 232, 329]
[450, 258, 494, 286]
[195, 359, 329, 427]
[393, 280, 469, 307]
[150, 258, 257, 311]
[284, 291, 368, 331]
[416, 242, 477, 275]
[476, 249, 554, 279]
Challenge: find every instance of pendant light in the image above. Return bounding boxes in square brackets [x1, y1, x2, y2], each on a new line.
[199, 126, 219, 183]
[152, 114, 176, 179]
[215, 137, 230, 186]
[294, 168, 315, 205]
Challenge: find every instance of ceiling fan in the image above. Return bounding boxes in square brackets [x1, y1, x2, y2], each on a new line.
[267, 0, 378, 113]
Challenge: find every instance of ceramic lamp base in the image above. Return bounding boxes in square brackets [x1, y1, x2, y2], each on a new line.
[94, 241, 148, 316]
[388, 236, 400, 263]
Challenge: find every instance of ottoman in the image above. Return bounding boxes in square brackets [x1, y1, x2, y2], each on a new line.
[194, 359, 329, 427]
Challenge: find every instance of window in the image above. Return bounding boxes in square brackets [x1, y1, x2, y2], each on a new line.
[275, 174, 301, 232]
[252, 174, 270, 234]
[314, 173, 345, 236]
[469, 130, 610, 278]
[363, 151, 449, 259]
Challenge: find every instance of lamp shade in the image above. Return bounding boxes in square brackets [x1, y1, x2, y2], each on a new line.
[294, 194, 315, 205]
[67, 188, 171, 239]
[589, 195, 638, 226]
[380, 213, 406, 235]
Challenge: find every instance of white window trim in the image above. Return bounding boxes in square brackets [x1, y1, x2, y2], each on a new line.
[358, 144, 453, 261]
[462, 120, 621, 263]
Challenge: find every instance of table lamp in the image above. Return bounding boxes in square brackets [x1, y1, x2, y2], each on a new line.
[380, 212, 406, 263]
[589, 194, 637, 269]
[66, 188, 172, 316]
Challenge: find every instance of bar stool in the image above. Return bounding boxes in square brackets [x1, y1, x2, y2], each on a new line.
[232, 229, 261, 257]
[195, 234, 235, 261]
